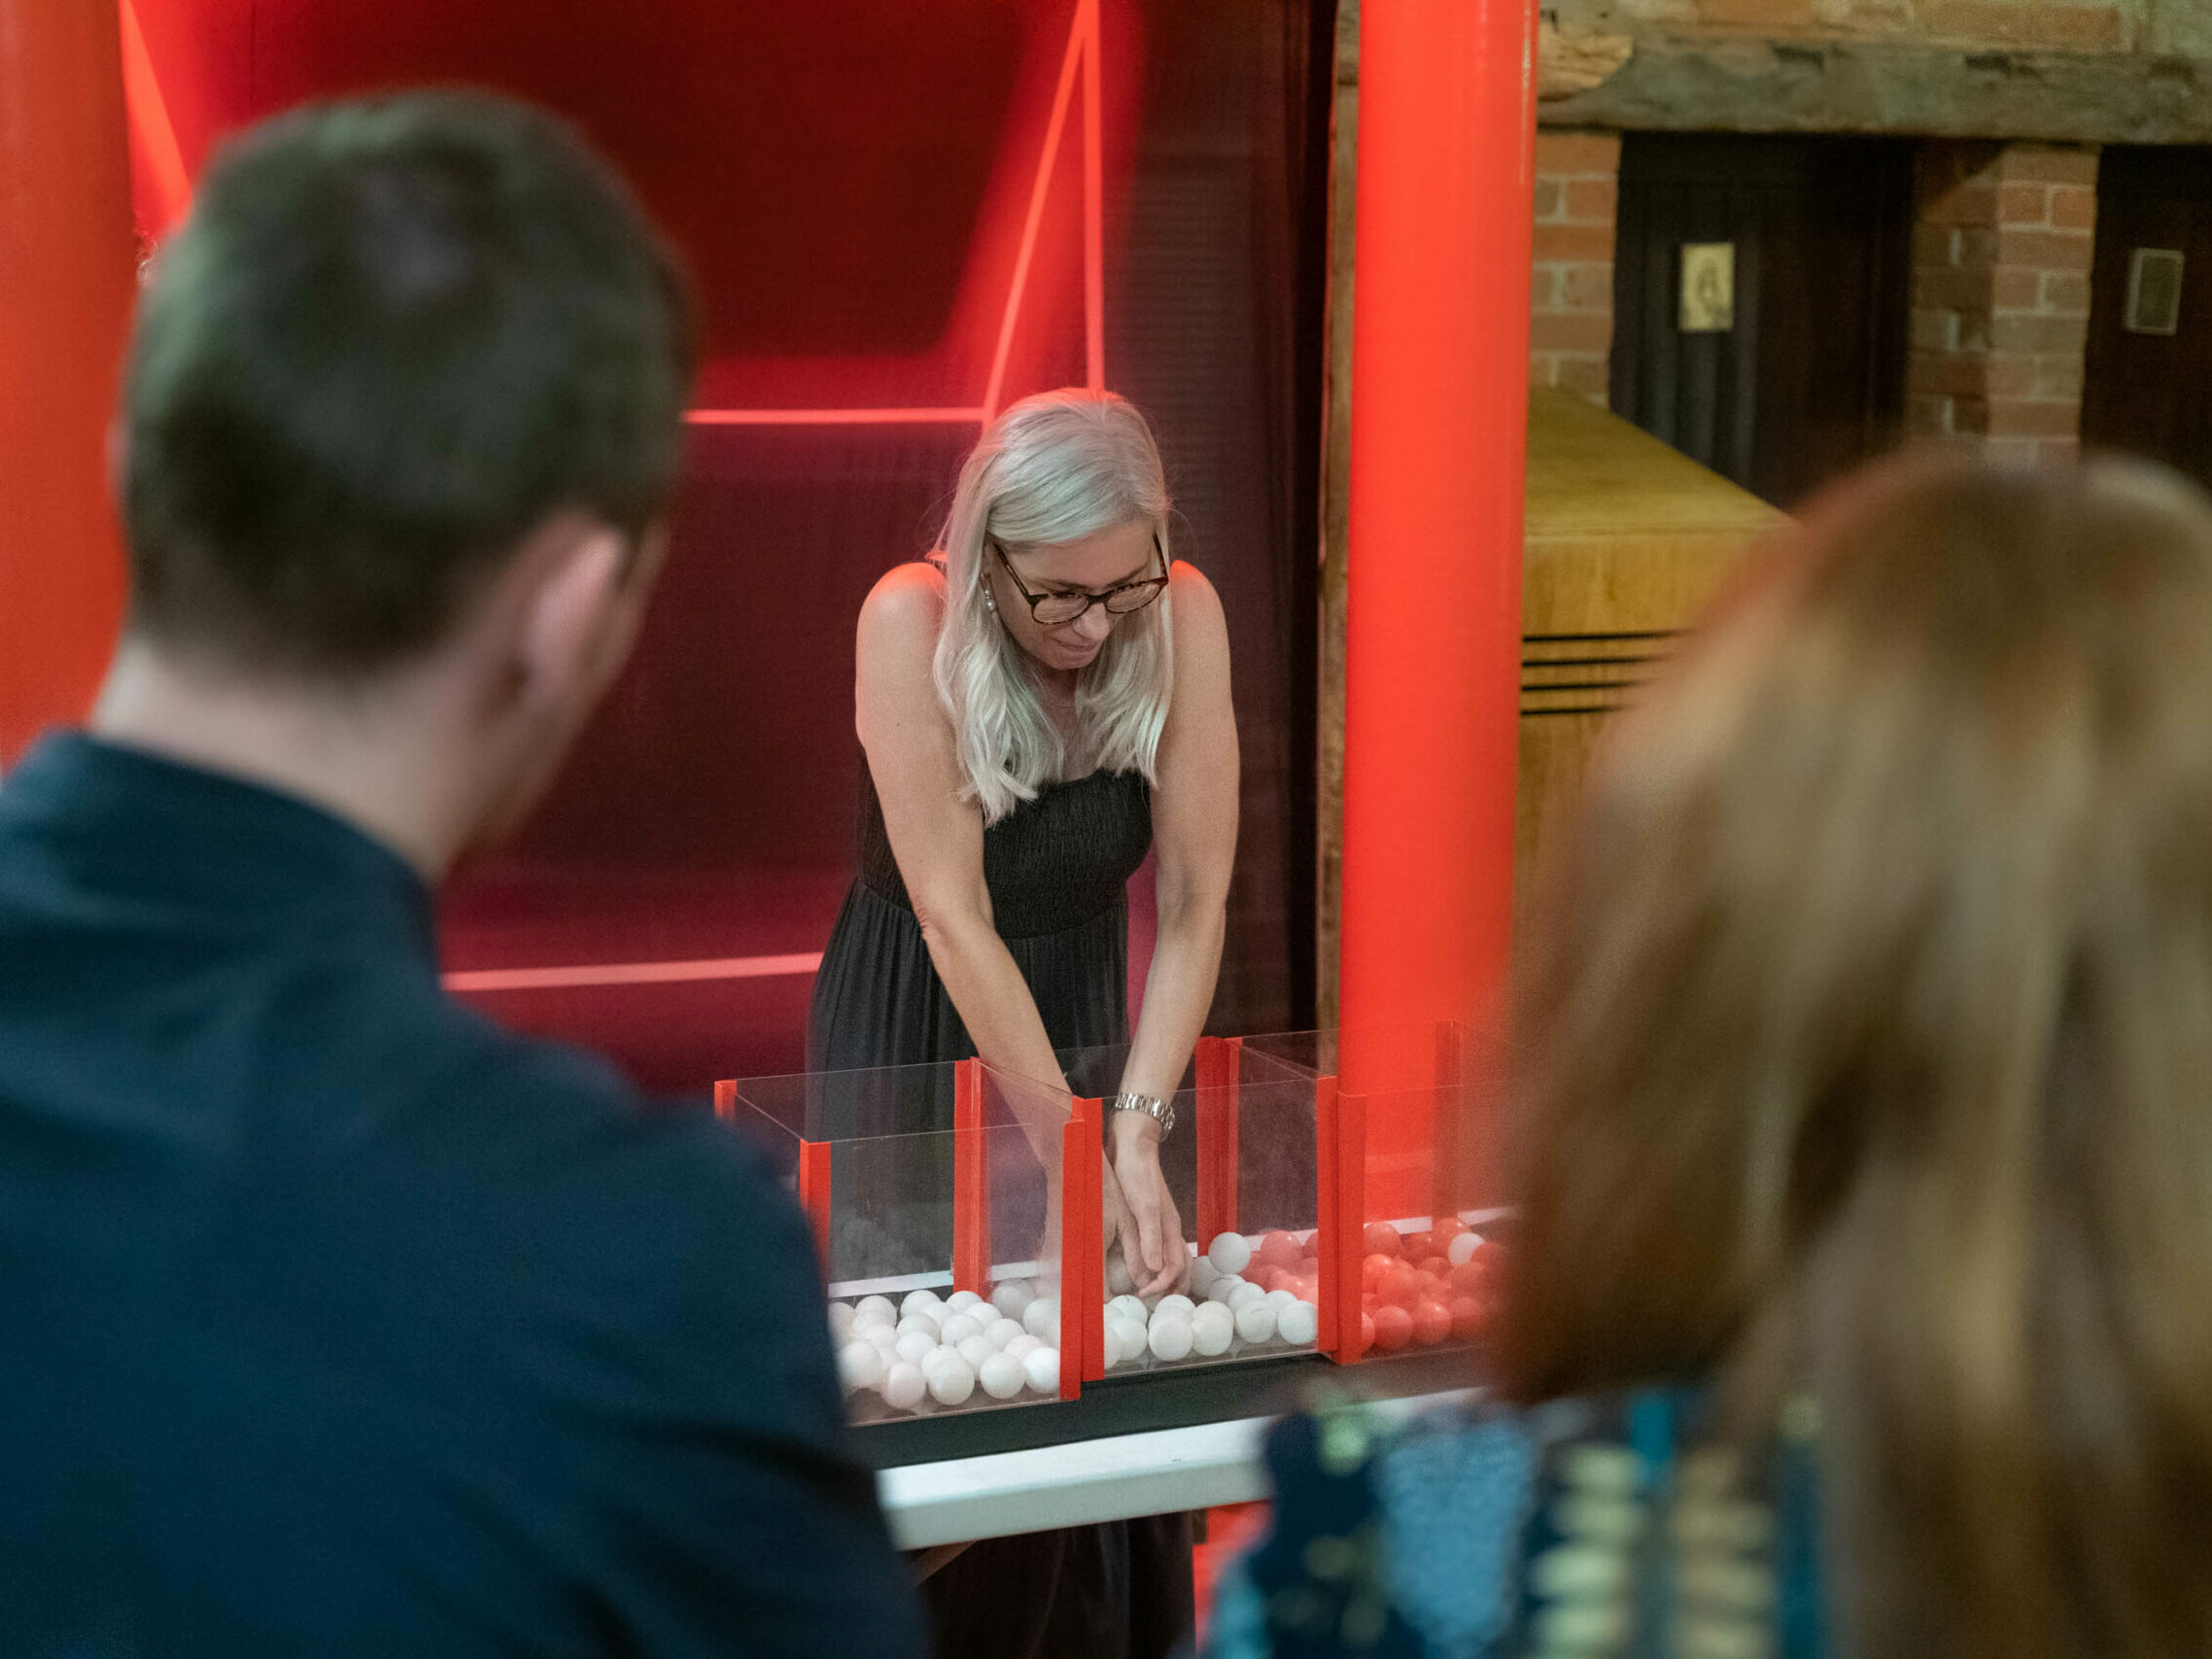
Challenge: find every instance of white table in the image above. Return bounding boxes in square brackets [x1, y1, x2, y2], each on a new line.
[878, 1386, 1481, 1549]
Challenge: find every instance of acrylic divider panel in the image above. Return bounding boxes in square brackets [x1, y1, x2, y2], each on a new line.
[717, 1059, 1085, 1422]
[1239, 1027, 1509, 1365]
[1037, 1036, 1326, 1375]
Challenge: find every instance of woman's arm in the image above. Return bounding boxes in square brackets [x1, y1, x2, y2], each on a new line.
[854, 567, 1070, 1122]
[1111, 564, 1238, 1291]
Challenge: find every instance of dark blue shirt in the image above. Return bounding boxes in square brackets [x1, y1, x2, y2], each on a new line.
[0, 734, 923, 1658]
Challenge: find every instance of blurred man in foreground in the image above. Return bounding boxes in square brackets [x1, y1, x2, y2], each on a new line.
[0, 90, 921, 1658]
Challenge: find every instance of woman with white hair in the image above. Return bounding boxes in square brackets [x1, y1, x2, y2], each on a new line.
[809, 390, 1237, 1656]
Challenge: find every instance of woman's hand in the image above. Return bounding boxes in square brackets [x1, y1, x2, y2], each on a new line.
[1106, 1113, 1186, 1297]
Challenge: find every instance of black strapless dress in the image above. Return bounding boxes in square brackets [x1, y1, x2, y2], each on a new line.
[807, 763, 1194, 1659]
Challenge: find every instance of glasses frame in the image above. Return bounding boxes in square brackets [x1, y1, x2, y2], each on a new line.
[989, 534, 1171, 626]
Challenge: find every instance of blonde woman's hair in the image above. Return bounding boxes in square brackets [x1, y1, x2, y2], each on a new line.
[933, 390, 1174, 823]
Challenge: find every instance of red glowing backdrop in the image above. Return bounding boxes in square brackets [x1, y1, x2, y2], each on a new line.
[123, 0, 1332, 1089]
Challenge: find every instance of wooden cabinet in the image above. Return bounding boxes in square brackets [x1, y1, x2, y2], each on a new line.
[1517, 388, 1789, 899]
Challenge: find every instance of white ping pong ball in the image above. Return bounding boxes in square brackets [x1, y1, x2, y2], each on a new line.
[881, 1362, 926, 1410]
[990, 1279, 1035, 1319]
[1448, 1231, 1482, 1266]
[1191, 1257, 1221, 1295]
[856, 1295, 896, 1325]
[901, 1290, 944, 1321]
[1148, 1317, 1194, 1363]
[945, 1290, 985, 1312]
[1022, 1296, 1059, 1341]
[828, 1302, 856, 1340]
[1234, 1298, 1277, 1344]
[1152, 1295, 1195, 1323]
[984, 1317, 1025, 1349]
[980, 1352, 1025, 1400]
[894, 1331, 936, 1366]
[1227, 1282, 1268, 1312]
[938, 1312, 983, 1345]
[1108, 1295, 1148, 1326]
[1003, 1333, 1042, 1362]
[1191, 1301, 1235, 1356]
[1023, 1346, 1060, 1394]
[956, 1334, 995, 1370]
[1205, 1275, 1247, 1306]
[1278, 1299, 1320, 1346]
[1206, 1232, 1253, 1274]
[837, 1341, 884, 1395]
[926, 1354, 976, 1406]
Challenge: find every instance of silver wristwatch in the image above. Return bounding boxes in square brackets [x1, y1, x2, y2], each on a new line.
[1107, 1091, 1175, 1137]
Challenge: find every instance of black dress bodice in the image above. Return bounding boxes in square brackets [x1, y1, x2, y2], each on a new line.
[855, 764, 1154, 939]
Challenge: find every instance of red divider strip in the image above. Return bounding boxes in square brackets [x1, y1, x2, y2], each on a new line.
[711, 1080, 736, 1122]
[1315, 1074, 1340, 1354]
[1058, 1111, 1088, 1400]
[952, 1058, 988, 1295]
[1074, 1095, 1107, 1384]
[798, 1139, 832, 1269]
[1328, 1085, 1368, 1365]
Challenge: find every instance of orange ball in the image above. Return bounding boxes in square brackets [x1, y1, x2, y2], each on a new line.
[1412, 1297, 1452, 1345]
[1297, 1255, 1321, 1279]
[1448, 1295, 1486, 1342]
[1448, 1257, 1491, 1297]
[1363, 1222, 1402, 1257]
[1355, 1310, 1376, 1358]
[1381, 1262, 1424, 1308]
[1370, 1302, 1414, 1351]
[1417, 1256, 1450, 1280]
[1256, 1265, 1287, 1293]
[1432, 1216, 1469, 1243]
[1254, 1229, 1303, 1273]
[1400, 1228, 1436, 1262]
[1285, 1274, 1317, 1303]
[1362, 1252, 1395, 1291]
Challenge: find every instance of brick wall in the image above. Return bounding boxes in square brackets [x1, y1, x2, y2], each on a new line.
[1532, 131, 1621, 405]
[1908, 142, 2098, 466]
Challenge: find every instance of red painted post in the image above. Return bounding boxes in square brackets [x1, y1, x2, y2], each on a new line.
[1338, 0, 1538, 1213]
[712, 1080, 737, 1122]
[1056, 1110, 1093, 1400]
[951, 1057, 989, 1295]
[0, 0, 136, 762]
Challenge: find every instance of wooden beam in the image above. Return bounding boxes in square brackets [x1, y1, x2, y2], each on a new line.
[1542, 37, 2212, 145]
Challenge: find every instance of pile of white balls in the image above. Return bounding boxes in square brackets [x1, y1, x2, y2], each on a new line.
[831, 1280, 1060, 1414]
[1101, 1231, 1321, 1369]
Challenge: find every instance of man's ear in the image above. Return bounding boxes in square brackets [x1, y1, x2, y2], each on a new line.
[512, 516, 631, 716]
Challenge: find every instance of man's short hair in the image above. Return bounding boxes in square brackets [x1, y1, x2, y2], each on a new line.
[121, 90, 697, 678]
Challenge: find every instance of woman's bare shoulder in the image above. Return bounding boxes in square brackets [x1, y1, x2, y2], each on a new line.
[857, 561, 947, 666]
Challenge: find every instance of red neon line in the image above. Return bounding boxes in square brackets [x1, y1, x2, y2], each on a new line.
[442, 952, 822, 992]
[1080, 0, 1106, 393]
[119, 0, 191, 233]
[982, 0, 1088, 421]
[685, 407, 986, 427]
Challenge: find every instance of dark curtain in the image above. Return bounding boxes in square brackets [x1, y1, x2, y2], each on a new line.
[132, 0, 1333, 1090]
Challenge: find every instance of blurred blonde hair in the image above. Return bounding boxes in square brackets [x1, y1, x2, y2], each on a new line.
[933, 390, 1173, 823]
[1499, 454, 2212, 1659]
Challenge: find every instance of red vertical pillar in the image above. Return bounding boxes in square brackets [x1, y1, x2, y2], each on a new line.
[1338, 0, 1537, 1216]
[0, 0, 135, 763]
[951, 1058, 989, 1295]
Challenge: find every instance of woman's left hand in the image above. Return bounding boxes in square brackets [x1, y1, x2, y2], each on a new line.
[1108, 1113, 1186, 1297]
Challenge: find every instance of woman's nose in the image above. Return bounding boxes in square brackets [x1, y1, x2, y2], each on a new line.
[1071, 605, 1115, 644]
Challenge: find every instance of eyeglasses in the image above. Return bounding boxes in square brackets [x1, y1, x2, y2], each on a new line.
[989, 535, 1170, 626]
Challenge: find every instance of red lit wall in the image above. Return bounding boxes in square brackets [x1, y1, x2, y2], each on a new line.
[122, 0, 1332, 1089]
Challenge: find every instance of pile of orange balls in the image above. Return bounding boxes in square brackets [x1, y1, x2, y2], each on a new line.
[1352, 1218, 1495, 1356]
